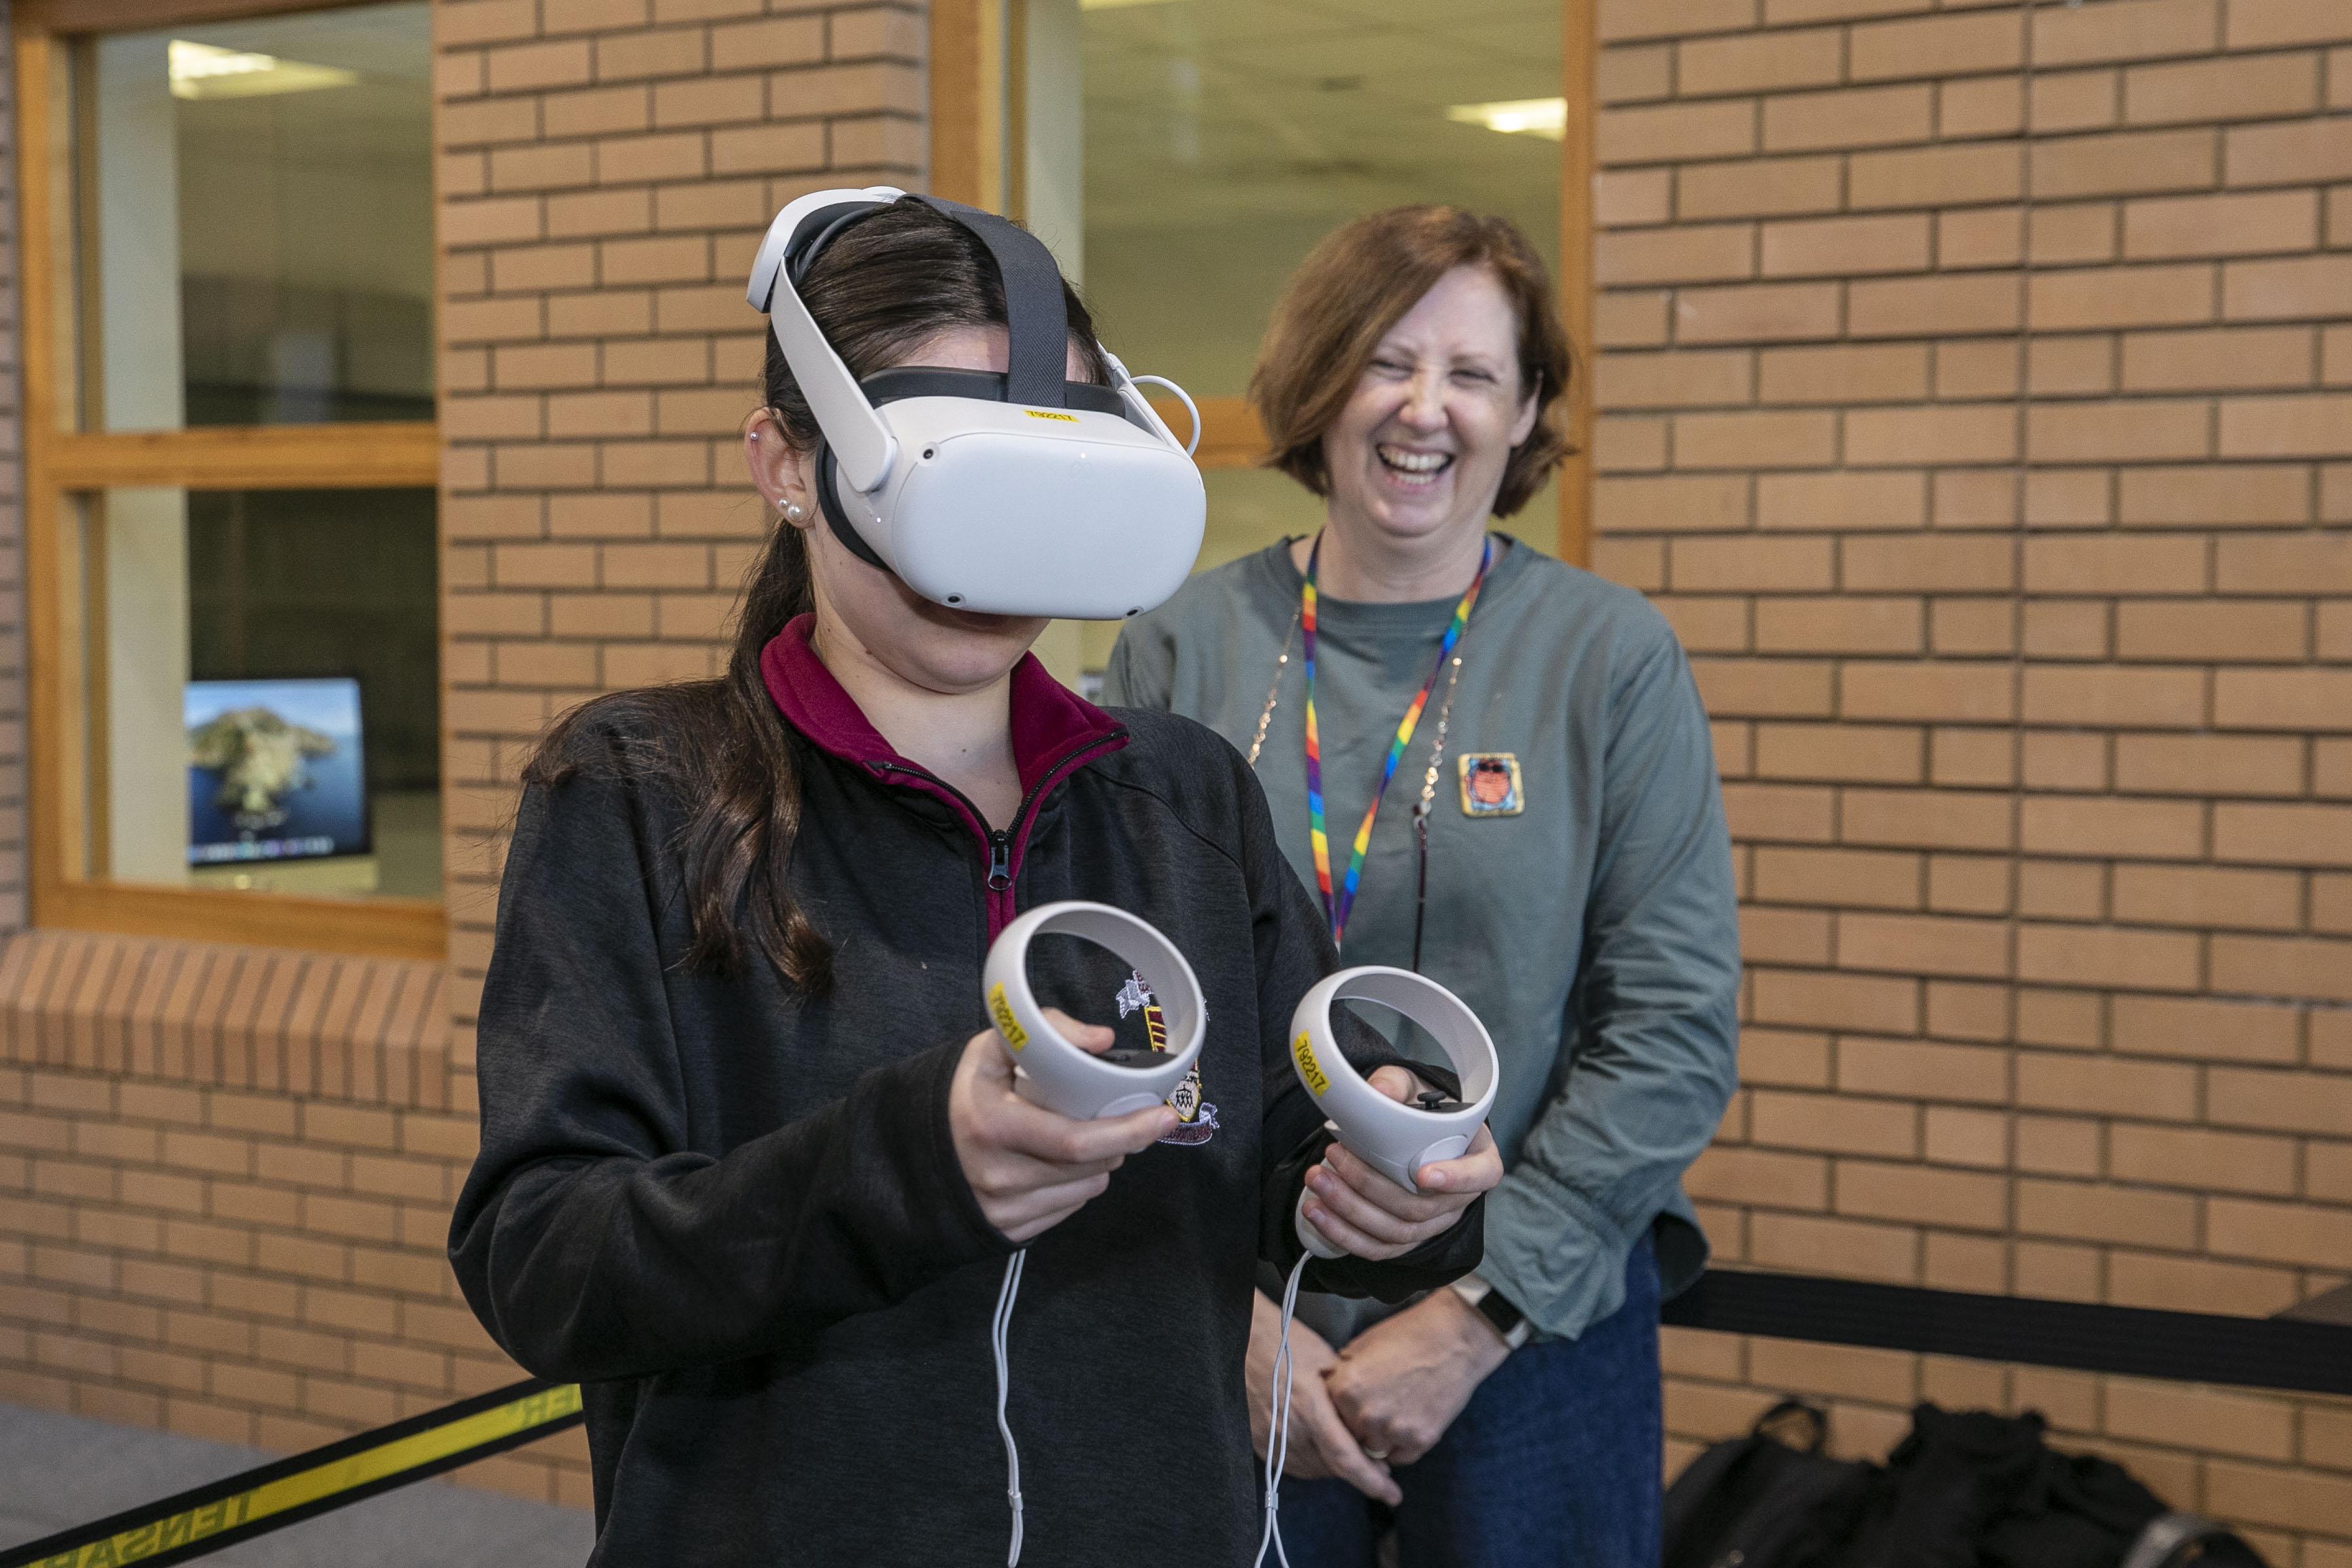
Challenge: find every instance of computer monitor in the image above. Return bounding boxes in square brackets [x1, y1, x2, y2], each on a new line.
[186, 677, 370, 866]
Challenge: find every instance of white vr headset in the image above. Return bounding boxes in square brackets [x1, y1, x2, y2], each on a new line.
[745, 187, 1208, 621]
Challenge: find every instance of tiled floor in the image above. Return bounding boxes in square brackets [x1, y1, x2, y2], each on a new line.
[0, 1403, 595, 1567]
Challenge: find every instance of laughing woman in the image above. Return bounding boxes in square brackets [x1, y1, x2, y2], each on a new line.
[1105, 206, 1741, 1567]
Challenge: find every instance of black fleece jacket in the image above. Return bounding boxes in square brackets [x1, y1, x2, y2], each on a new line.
[448, 619, 1482, 1566]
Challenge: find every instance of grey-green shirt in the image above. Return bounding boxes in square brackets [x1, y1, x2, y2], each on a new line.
[1105, 536, 1740, 1347]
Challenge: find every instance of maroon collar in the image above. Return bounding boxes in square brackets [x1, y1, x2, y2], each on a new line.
[759, 615, 1125, 793]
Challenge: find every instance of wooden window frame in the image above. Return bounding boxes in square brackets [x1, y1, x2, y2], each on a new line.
[14, 0, 446, 962]
[925, 0, 1596, 566]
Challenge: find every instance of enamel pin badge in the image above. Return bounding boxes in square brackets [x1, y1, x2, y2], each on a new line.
[1458, 753, 1524, 817]
[1119, 970, 1217, 1144]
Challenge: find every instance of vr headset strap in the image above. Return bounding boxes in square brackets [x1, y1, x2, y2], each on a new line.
[909, 195, 1070, 409]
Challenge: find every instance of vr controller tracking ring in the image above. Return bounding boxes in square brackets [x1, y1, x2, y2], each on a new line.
[982, 900, 1207, 1119]
[978, 901, 1207, 1566]
[1259, 966, 1500, 1568]
[1286, 966, 1500, 1256]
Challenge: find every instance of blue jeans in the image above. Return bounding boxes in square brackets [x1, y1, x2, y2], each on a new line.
[1274, 1233, 1663, 1568]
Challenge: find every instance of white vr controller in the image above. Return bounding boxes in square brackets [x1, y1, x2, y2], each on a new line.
[1286, 966, 1499, 1260]
[983, 901, 1207, 1120]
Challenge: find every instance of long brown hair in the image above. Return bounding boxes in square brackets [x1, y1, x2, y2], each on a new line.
[525, 200, 1112, 991]
[1249, 206, 1573, 519]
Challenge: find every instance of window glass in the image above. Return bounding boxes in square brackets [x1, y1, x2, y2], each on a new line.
[69, 487, 441, 900]
[1077, 0, 1562, 399]
[84, 3, 433, 429]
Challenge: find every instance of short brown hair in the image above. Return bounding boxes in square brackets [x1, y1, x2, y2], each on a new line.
[1249, 206, 1573, 519]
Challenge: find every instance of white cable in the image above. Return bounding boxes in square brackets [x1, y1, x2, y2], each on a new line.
[1255, 1253, 1313, 1568]
[994, 1248, 1028, 1565]
[1129, 374, 1203, 457]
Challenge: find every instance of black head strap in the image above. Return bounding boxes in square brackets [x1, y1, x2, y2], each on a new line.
[783, 194, 1074, 410]
[909, 195, 1070, 409]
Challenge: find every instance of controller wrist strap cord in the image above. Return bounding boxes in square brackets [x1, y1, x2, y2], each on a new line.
[993, 1248, 1028, 1565]
[1255, 1252, 1314, 1568]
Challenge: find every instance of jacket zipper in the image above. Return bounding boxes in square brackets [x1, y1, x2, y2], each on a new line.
[872, 730, 1128, 939]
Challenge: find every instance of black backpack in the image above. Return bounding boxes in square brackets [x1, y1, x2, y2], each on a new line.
[1664, 1401, 2269, 1568]
[1663, 1401, 1865, 1568]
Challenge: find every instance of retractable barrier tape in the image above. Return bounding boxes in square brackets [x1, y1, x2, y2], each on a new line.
[0, 1379, 583, 1568]
[1662, 1269, 2352, 1399]
[17, 1273, 2352, 1564]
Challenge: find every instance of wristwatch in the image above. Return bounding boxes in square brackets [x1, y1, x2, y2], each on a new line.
[1449, 1273, 1531, 1350]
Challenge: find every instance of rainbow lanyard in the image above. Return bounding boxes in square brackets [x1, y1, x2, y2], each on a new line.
[1301, 533, 1494, 949]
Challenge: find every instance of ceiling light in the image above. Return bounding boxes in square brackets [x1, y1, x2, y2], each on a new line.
[169, 39, 358, 99]
[1445, 97, 1566, 140]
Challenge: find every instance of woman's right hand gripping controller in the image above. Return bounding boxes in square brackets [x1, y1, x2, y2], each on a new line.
[949, 1012, 1177, 1243]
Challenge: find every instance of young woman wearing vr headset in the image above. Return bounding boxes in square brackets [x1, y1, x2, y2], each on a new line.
[448, 193, 1501, 1565]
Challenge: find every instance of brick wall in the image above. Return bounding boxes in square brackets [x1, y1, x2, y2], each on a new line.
[0, 933, 583, 1496]
[433, 0, 926, 1089]
[1591, 0, 2352, 1557]
[0, 0, 932, 1507]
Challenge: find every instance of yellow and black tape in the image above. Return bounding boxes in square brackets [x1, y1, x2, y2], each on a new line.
[1, 1379, 583, 1568]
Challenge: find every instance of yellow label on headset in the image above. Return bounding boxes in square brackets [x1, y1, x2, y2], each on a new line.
[1293, 1032, 1329, 1098]
[1024, 410, 1080, 423]
[989, 983, 1028, 1051]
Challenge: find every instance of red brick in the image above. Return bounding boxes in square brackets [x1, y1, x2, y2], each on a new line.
[2116, 464, 2311, 527]
[1760, 216, 1932, 282]
[1689, 661, 1838, 719]
[1670, 535, 1836, 593]
[2114, 862, 2302, 931]
[1673, 282, 1842, 346]
[1841, 788, 2014, 852]
[2029, 399, 2212, 463]
[2214, 666, 2352, 728]
[1675, 156, 1848, 221]
[2021, 793, 2204, 858]
[2224, 118, 2352, 187]
[1597, 46, 1673, 105]
[1678, 27, 1842, 96]
[2125, 51, 2321, 125]
[2215, 532, 2352, 595]
[1763, 85, 1933, 154]
[2224, 0, 2352, 49]
[1840, 662, 2016, 724]
[2031, 0, 2219, 67]
[2035, 127, 2220, 202]
[2016, 1177, 2198, 1249]
[1752, 596, 1923, 655]
[1850, 273, 2021, 339]
[1842, 536, 2015, 594]
[1591, 475, 1748, 531]
[1599, 100, 1758, 165]
[2121, 325, 2316, 393]
[1850, 8, 2020, 80]
[1596, 350, 1749, 412]
[1759, 348, 1919, 409]
[1849, 142, 2023, 210]
[2218, 392, 2352, 460]
[2114, 732, 2306, 796]
[1937, 76, 2024, 140]
[2210, 934, 2352, 1002]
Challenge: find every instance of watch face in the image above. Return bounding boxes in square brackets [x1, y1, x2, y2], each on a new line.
[1478, 1290, 1524, 1333]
